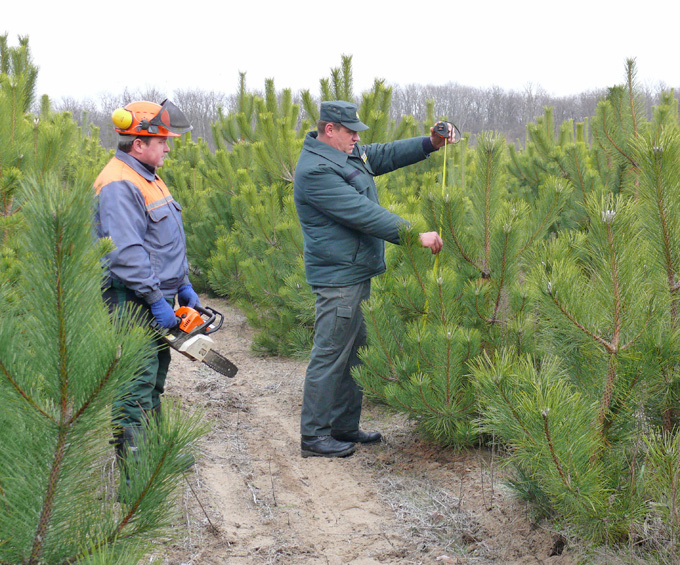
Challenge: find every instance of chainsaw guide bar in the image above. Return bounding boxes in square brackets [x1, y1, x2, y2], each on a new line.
[202, 349, 238, 378]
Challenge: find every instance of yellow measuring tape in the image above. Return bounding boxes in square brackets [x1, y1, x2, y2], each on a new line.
[419, 129, 449, 334]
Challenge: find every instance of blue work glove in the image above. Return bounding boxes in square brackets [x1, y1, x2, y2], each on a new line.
[177, 283, 200, 309]
[150, 297, 178, 329]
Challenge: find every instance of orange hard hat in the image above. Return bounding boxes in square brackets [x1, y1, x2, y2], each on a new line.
[111, 99, 192, 137]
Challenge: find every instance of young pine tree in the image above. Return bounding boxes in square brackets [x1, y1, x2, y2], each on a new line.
[473, 192, 659, 542]
[632, 98, 680, 432]
[0, 177, 206, 564]
[431, 132, 570, 353]
[354, 228, 481, 446]
[208, 177, 313, 356]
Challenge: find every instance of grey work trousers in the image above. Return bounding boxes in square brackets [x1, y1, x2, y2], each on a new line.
[300, 280, 371, 437]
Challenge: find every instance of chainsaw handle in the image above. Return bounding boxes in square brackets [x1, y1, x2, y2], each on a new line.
[193, 304, 223, 334]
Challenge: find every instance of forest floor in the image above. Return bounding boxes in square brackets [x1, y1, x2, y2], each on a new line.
[144, 295, 589, 564]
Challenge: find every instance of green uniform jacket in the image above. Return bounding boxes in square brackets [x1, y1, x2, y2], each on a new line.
[294, 131, 433, 287]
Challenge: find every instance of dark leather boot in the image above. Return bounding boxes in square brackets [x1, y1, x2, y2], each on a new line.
[112, 426, 144, 502]
[331, 430, 382, 444]
[301, 435, 355, 458]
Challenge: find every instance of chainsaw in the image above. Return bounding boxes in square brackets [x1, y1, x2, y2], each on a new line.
[154, 305, 238, 378]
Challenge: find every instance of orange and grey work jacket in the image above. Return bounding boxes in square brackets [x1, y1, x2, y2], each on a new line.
[94, 150, 190, 306]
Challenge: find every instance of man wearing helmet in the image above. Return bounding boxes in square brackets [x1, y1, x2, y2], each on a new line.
[93, 99, 196, 480]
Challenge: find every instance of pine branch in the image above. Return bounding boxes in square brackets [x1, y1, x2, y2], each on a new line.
[596, 354, 618, 435]
[402, 237, 427, 295]
[359, 354, 398, 385]
[0, 360, 53, 421]
[474, 286, 495, 325]
[364, 305, 399, 381]
[30, 426, 68, 564]
[599, 104, 638, 169]
[435, 277, 448, 325]
[387, 391, 423, 416]
[547, 289, 613, 353]
[491, 229, 511, 323]
[604, 219, 622, 353]
[390, 283, 427, 317]
[416, 335, 436, 369]
[442, 199, 482, 272]
[516, 182, 565, 258]
[444, 331, 453, 404]
[484, 157, 492, 273]
[417, 379, 446, 417]
[541, 409, 570, 488]
[494, 378, 531, 438]
[625, 59, 639, 138]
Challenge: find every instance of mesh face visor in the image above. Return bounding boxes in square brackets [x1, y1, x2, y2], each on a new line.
[147, 99, 192, 135]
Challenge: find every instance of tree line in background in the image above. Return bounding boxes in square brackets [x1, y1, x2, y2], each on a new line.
[4, 32, 680, 563]
[54, 66, 676, 151]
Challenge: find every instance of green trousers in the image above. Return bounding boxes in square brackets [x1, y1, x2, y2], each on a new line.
[103, 281, 171, 428]
[300, 280, 371, 437]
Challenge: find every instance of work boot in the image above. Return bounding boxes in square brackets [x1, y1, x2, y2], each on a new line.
[331, 430, 382, 444]
[301, 435, 355, 458]
[112, 427, 145, 482]
[112, 426, 145, 503]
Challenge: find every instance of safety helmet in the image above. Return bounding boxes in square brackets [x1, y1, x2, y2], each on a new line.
[111, 99, 192, 137]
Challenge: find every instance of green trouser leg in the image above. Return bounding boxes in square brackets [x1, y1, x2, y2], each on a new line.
[113, 338, 171, 427]
[103, 281, 172, 428]
[103, 282, 178, 491]
[300, 281, 371, 437]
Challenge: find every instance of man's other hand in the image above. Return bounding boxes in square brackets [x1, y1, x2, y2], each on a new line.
[419, 231, 443, 254]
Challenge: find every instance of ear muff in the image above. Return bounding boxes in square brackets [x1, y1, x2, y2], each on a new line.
[112, 107, 133, 130]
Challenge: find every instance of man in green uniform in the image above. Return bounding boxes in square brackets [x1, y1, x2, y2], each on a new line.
[294, 100, 452, 458]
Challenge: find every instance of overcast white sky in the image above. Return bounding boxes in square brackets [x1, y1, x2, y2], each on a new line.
[4, 0, 677, 104]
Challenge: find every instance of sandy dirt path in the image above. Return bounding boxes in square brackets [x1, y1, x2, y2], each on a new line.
[150, 296, 574, 564]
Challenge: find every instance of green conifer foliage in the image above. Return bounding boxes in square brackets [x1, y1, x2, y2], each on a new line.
[531, 193, 657, 440]
[471, 193, 661, 541]
[0, 177, 206, 563]
[211, 72, 257, 147]
[161, 134, 223, 291]
[320, 54, 355, 103]
[432, 133, 570, 352]
[355, 134, 568, 446]
[591, 60, 645, 194]
[357, 79, 394, 144]
[507, 107, 604, 229]
[0, 36, 109, 289]
[472, 69, 680, 545]
[252, 88, 303, 184]
[0, 34, 36, 114]
[166, 76, 308, 294]
[355, 228, 481, 446]
[0, 37, 34, 224]
[208, 179, 313, 356]
[633, 109, 680, 431]
[471, 351, 640, 542]
[642, 430, 680, 549]
[507, 61, 647, 231]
